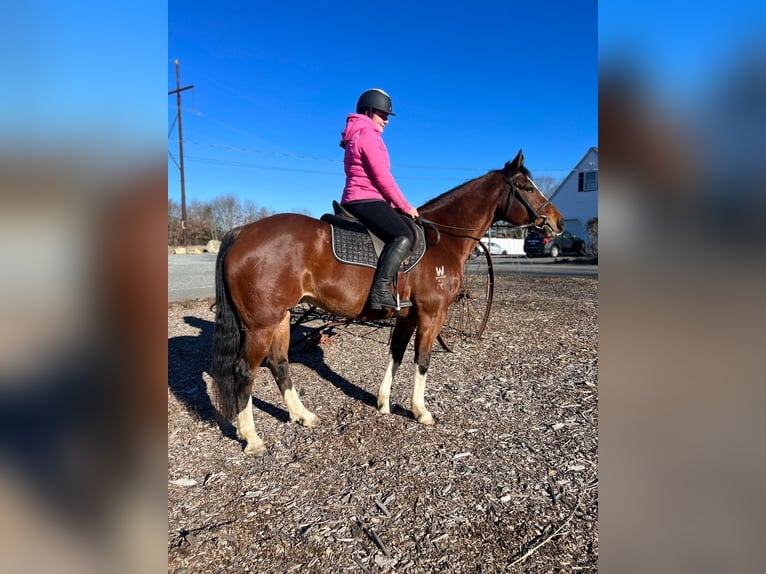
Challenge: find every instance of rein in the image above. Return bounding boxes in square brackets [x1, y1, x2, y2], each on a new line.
[417, 216, 479, 243]
[417, 171, 554, 242]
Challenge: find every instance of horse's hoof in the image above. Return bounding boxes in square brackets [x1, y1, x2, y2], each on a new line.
[378, 402, 390, 414]
[299, 412, 320, 428]
[244, 442, 267, 457]
[416, 412, 435, 425]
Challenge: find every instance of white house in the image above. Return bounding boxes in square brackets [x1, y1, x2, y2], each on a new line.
[548, 147, 598, 242]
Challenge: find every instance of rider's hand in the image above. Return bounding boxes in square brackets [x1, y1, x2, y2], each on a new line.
[409, 207, 419, 219]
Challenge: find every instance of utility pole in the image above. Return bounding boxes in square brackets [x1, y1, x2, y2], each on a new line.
[168, 59, 194, 251]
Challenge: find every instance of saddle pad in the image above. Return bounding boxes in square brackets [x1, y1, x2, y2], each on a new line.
[329, 225, 426, 273]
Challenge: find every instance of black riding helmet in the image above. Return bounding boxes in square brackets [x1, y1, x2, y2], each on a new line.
[356, 88, 396, 116]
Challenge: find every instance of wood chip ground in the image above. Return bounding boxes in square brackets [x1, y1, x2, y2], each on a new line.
[168, 275, 598, 573]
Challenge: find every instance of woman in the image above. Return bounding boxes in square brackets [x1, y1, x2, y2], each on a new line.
[339, 88, 419, 311]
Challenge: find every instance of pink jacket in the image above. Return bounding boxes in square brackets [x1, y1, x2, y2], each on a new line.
[339, 113, 413, 213]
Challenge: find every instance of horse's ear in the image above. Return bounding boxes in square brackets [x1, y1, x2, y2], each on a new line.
[504, 149, 524, 173]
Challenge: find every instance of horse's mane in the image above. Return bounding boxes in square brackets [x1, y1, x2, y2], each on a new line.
[419, 163, 532, 211]
[517, 164, 533, 179]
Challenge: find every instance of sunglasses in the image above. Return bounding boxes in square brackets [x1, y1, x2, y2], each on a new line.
[374, 110, 389, 121]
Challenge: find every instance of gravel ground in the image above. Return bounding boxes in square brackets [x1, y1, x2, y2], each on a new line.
[168, 275, 598, 573]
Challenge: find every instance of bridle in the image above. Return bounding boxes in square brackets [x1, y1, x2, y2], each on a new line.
[500, 172, 555, 234]
[418, 170, 556, 242]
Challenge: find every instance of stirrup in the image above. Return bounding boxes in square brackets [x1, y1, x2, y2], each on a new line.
[394, 292, 412, 311]
[369, 290, 411, 311]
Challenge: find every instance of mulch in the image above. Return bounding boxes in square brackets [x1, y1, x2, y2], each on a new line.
[168, 274, 598, 573]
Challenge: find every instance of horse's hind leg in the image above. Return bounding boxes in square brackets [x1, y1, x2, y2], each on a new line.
[236, 393, 267, 457]
[233, 330, 274, 456]
[235, 359, 266, 456]
[266, 312, 319, 427]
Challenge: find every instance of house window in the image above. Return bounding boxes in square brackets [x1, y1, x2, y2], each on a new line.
[578, 170, 598, 192]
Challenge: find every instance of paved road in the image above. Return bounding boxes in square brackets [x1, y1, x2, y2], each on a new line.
[168, 253, 218, 302]
[478, 255, 598, 278]
[168, 254, 597, 302]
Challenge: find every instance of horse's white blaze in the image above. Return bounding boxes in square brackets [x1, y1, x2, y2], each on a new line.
[411, 365, 434, 424]
[284, 387, 318, 427]
[377, 355, 400, 413]
[237, 396, 266, 454]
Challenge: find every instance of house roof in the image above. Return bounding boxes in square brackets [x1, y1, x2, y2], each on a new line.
[548, 146, 598, 201]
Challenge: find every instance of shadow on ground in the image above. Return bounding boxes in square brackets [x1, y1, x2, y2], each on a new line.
[168, 314, 412, 433]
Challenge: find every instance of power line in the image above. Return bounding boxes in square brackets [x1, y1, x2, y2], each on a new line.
[185, 140, 343, 163]
[183, 155, 471, 182]
[184, 155, 341, 176]
[166, 68, 579, 176]
[179, 140, 574, 174]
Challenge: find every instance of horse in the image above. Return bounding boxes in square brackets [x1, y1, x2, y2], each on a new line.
[211, 149, 564, 455]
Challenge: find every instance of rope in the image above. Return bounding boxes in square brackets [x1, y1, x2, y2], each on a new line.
[416, 216, 484, 243]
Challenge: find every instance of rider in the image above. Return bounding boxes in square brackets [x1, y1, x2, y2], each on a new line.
[339, 88, 419, 311]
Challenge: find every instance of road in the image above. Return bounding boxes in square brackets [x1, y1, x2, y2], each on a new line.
[478, 255, 598, 278]
[168, 253, 218, 302]
[168, 254, 597, 302]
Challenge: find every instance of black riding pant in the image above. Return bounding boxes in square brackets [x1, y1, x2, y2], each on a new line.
[342, 199, 414, 245]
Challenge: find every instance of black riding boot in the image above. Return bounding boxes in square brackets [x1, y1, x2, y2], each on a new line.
[368, 236, 412, 311]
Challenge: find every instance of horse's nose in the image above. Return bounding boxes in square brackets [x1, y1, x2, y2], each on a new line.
[545, 211, 564, 235]
[537, 211, 564, 235]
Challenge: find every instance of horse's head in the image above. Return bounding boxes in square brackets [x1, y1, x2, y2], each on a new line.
[498, 150, 564, 236]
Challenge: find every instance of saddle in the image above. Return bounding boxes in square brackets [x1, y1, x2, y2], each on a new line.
[320, 201, 426, 272]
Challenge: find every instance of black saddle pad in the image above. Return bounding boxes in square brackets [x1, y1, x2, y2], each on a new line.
[324, 221, 426, 272]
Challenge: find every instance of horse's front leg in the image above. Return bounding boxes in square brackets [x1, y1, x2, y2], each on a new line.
[377, 318, 415, 414]
[410, 316, 446, 425]
[411, 358, 435, 425]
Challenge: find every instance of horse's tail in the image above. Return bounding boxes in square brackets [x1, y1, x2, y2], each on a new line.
[211, 228, 249, 421]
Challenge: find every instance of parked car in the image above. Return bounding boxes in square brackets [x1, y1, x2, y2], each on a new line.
[473, 241, 509, 257]
[485, 241, 508, 255]
[524, 230, 587, 258]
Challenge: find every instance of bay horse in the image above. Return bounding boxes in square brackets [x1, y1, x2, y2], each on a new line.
[212, 149, 564, 455]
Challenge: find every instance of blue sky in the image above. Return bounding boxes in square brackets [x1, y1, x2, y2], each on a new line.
[599, 2, 766, 107]
[2, 2, 165, 153]
[169, 1, 598, 217]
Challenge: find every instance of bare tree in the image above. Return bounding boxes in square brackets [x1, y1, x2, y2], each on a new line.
[211, 195, 241, 238]
[187, 200, 214, 244]
[168, 194, 312, 245]
[168, 198, 182, 247]
[534, 175, 561, 197]
[241, 199, 274, 225]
